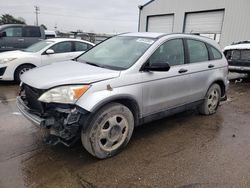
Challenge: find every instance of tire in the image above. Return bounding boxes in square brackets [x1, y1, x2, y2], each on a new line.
[81, 103, 134, 159]
[199, 83, 221, 115]
[245, 73, 250, 82]
[14, 64, 35, 83]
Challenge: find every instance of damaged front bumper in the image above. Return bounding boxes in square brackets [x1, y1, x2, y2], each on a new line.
[17, 96, 45, 125]
[16, 96, 88, 146]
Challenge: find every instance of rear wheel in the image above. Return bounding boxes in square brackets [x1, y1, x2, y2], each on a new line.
[81, 103, 134, 159]
[199, 84, 221, 115]
[14, 64, 35, 83]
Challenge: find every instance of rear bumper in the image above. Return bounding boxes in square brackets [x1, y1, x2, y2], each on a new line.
[16, 96, 45, 126]
[229, 66, 250, 73]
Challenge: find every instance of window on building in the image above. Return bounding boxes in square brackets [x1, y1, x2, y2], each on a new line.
[187, 39, 209, 63]
[148, 39, 184, 66]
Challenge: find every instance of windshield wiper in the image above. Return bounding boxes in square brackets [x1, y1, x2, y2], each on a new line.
[85, 62, 103, 68]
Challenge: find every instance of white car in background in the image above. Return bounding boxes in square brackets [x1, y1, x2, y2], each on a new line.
[0, 38, 94, 82]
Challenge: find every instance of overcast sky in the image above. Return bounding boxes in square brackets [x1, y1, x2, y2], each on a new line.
[1, 0, 149, 33]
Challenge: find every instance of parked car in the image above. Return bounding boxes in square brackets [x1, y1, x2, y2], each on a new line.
[45, 30, 57, 39]
[0, 38, 94, 82]
[17, 33, 229, 159]
[224, 41, 250, 78]
[0, 24, 45, 52]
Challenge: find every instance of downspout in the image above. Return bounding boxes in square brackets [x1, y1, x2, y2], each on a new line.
[138, 5, 143, 32]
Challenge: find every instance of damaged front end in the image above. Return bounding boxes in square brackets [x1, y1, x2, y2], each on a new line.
[17, 84, 89, 146]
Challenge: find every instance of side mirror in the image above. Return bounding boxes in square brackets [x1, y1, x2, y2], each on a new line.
[143, 63, 170, 72]
[45, 49, 55, 55]
[0, 32, 6, 38]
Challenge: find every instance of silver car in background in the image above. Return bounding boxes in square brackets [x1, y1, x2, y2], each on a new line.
[17, 33, 229, 159]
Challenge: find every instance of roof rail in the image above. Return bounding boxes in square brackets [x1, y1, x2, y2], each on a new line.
[232, 40, 250, 45]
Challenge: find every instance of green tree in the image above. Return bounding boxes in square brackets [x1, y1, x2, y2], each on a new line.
[0, 14, 26, 25]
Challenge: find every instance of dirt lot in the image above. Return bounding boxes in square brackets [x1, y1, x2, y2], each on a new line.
[0, 80, 249, 188]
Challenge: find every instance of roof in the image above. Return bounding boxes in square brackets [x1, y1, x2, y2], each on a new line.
[224, 43, 250, 51]
[140, 0, 155, 9]
[46, 38, 94, 45]
[119, 32, 221, 49]
[119, 32, 165, 39]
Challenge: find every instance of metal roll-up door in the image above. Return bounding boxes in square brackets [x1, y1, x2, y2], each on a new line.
[147, 15, 174, 33]
[184, 10, 224, 34]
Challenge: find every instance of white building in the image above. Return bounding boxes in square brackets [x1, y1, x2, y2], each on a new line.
[138, 0, 250, 48]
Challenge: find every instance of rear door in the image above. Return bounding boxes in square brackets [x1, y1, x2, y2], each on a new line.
[183, 38, 222, 101]
[41, 41, 74, 65]
[71, 41, 93, 57]
[141, 38, 192, 116]
[0, 26, 24, 51]
[23, 26, 43, 48]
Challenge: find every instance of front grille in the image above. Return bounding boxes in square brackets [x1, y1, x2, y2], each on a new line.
[0, 67, 7, 76]
[21, 84, 45, 114]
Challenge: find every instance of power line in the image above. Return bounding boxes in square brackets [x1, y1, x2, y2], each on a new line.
[34, 6, 40, 26]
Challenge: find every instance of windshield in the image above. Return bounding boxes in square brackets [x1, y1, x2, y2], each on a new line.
[77, 36, 155, 70]
[23, 40, 54, 52]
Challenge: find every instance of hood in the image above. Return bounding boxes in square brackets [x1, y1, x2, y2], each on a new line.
[21, 61, 120, 89]
[0, 50, 33, 59]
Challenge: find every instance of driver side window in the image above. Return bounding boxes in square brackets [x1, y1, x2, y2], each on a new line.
[148, 39, 184, 66]
[2, 27, 22, 37]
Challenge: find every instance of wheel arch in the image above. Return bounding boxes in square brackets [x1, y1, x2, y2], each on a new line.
[210, 80, 226, 98]
[14, 63, 36, 75]
[90, 96, 141, 127]
[13, 63, 37, 78]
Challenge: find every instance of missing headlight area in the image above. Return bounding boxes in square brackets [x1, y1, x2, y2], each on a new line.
[19, 84, 89, 146]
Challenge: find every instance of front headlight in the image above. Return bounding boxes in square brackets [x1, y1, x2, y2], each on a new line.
[38, 85, 90, 104]
[0, 58, 17, 64]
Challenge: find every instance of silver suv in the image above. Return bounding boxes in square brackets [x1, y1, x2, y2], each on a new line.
[17, 33, 229, 159]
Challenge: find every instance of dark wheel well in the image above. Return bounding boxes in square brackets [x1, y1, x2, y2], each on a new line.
[213, 80, 226, 97]
[14, 63, 36, 82]
[14, 63, 36, 76]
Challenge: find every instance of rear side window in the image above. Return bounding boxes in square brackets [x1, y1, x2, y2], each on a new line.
[2, 27, 22, 37]
[241, 50, 250, 61]
[187, 39, 209, 63]
[211, 46, 222, 60]
[51, 41, 72, 53]
[74, 42, 89, 51]
[24, 27, 41, 37]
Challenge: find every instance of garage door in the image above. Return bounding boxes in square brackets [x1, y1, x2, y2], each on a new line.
[147, 15, 174, 33]
[184, 10, 224, 34]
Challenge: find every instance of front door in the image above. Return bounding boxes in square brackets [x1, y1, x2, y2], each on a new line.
[141, 39, 192, 116]
[41, 41, 74, 65]
[0, 26, 24, 52]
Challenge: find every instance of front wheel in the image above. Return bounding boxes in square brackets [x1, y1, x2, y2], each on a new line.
[81, 103, 134, 159]
[199, 84, 221, 115]
[14, 64, 35, 83]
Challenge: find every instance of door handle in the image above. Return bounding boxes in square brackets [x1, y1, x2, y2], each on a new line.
[18, 38, 24, 42]
[208, 64, 215, 68]
[178, 68, 188, 74]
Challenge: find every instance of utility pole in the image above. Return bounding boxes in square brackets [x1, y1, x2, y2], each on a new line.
[34, 6, 40, 26]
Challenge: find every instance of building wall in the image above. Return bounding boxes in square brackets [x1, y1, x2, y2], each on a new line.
[139, 0, 250, 48]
